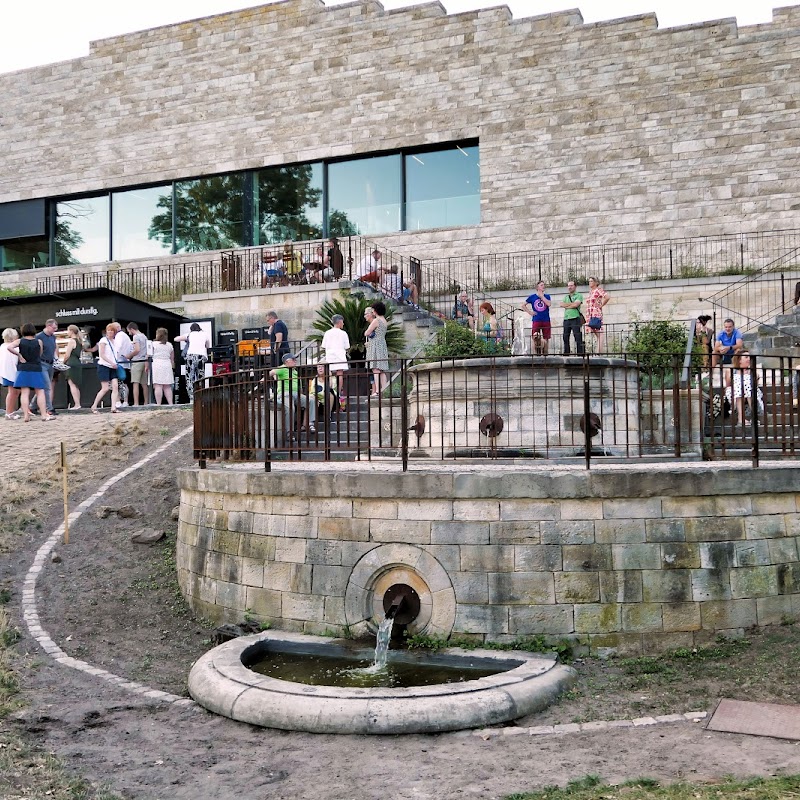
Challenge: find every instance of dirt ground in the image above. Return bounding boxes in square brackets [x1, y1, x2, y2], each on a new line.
[2, 410, 800, 800]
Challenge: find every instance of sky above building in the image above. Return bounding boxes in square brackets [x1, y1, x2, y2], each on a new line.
[0, 0, 780, 74]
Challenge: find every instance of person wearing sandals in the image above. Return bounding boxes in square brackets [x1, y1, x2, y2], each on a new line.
[9, 323, 52, 422]
[0, 327, 22, 419]
[90, 323, 122, 413]
[63, 324, 85, 410]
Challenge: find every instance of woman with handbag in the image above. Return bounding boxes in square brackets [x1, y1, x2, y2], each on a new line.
[585, 276, 610, 354]
[90, 324, 123, 413]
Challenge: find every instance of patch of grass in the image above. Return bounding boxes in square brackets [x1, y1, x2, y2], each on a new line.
[534, 627, 800, 727]
[505, 775, 800, 800]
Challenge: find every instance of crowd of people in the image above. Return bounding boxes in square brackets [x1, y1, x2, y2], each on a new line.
[0, 318, 205, 420]
[453, 277, 611, 355]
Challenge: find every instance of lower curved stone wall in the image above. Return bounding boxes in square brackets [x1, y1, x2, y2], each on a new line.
[177, 465, 800, 655]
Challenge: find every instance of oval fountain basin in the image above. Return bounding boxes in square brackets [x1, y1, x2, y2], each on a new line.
[188, 631, 577, 734]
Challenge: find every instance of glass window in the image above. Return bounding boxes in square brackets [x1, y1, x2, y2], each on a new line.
[174, 174, 245, 253]
[327, 155, 401, 236]
[55, 196, 110, 265]
[405, 145, 480, 230]
[0, 238, 49, 270]
[255, 163, 323, 245]
[112, 185, 174, 260]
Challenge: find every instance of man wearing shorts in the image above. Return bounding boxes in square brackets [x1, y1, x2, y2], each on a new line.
[523, 281, 552, 355]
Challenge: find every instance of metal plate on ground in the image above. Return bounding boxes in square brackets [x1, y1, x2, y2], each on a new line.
[707, 698, 800, 741]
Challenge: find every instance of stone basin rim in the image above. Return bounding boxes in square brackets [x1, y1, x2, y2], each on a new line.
[188, 630, 578, 733]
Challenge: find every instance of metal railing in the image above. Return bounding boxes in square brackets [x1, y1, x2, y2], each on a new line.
[703, 247, 800, 345]
[192, 353, 799, 471]
[426, 230, 800, 291]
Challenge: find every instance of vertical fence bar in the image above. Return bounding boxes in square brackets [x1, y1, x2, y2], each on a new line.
[750, 355, 760, 468]
[583, 355, 591, 470]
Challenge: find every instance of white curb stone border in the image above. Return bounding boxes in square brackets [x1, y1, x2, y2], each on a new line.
[21, 426, 196, 707]
[19, 435, 709, 733]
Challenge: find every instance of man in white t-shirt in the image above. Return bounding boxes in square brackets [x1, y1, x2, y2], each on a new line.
[320, 314, 351, 399]
[355, 249, 381, 281]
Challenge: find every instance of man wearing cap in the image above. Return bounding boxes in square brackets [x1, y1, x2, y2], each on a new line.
[269, 353, 316, 438]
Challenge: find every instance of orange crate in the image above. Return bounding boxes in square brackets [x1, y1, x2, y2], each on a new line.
[237, 340, 257, 357]
[257, 339, 272, 355]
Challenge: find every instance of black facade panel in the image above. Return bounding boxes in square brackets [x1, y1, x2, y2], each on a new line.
[0, 199, 46, 239]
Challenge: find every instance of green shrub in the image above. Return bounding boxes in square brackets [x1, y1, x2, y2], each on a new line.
[625, 319, 700, 374]
[423, 320, 511, 360]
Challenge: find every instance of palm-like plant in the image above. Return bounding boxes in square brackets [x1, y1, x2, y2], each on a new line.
[310, 291, 405, 360]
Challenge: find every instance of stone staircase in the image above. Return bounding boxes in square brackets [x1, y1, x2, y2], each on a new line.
[741, 308, 800, 365]
[342, 281, 444, 357]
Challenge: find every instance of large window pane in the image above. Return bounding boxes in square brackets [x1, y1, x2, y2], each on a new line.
[0, 237, 49, 270]
[405, 145, 480, 230]
[55, 196, 110, 265]
[113, 185, 174, 260]
[174, 175, 244, 253]
[327, 155, 401, 236]
[256, 163, 323, 244]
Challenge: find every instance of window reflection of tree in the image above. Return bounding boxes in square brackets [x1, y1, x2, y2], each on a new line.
[54, 201, 89, 265]
[257, 164, 322, 244]
[328, 209, 358, 237]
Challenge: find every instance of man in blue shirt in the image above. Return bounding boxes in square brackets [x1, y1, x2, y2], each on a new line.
[522, 281, 552, 355]
[30, 318, 58, 416]
[712, 318, 743, 367]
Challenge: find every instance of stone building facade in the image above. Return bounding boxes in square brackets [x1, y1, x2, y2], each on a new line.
[2, 0, 800, 269]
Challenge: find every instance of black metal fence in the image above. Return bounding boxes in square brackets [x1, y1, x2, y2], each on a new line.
[427, 230, 800, 292]
[34, 230, 800, 321]
[192, 354, 800, 471]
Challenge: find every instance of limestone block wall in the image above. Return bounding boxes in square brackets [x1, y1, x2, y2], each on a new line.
[2, 0, 800, 259]
[177, 465, 800, 655]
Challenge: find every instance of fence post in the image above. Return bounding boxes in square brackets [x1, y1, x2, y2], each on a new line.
[672, 354, 681, 458]
[781, 273, 786, 313]
[750, 355, 760, 468]
[583, 355, 591, 470]
[477, 259, 481, 293]
[669, 248, 673, 280]
[401, 360, 409, 472]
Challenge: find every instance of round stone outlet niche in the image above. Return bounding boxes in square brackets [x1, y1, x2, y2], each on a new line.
[344, 544, 456, 637]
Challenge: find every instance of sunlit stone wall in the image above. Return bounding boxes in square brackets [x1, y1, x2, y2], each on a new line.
[177, 464, 800, 655]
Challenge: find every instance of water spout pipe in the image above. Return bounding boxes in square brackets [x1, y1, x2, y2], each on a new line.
[385, 593, 405, 620]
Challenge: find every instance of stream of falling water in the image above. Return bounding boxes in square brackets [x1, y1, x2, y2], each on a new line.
[373, 615, 395, 669]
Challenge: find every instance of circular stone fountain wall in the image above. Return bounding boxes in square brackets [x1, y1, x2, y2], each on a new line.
[177, 463, 800, 656]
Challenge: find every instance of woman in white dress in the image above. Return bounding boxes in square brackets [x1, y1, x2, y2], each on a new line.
[151, 327, 175, 405]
